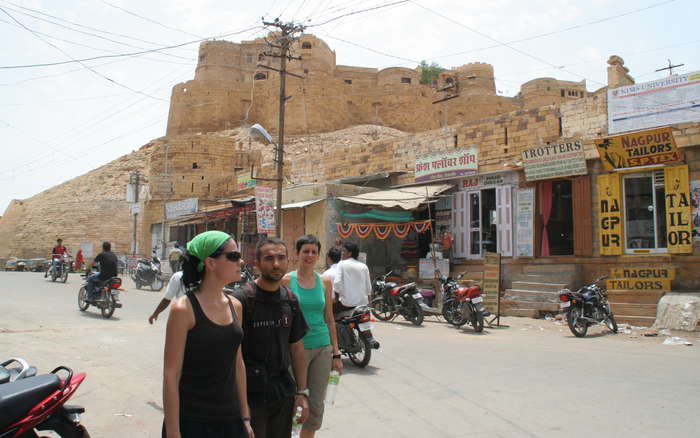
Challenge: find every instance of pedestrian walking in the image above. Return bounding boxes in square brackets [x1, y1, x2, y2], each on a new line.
[232, 237, 310, 438]
[148, 271, 185, 324]
[162, 231, 253, 438]
[282, 235, 342, 438]
[169, 243, 183, 274]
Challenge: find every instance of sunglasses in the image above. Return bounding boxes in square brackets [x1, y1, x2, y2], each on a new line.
[222, 251, 242, 262]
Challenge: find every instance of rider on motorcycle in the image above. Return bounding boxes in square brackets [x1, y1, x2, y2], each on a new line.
[86, 241, 118, 302]
[332, 242, 372, 315]
[44, 238, 70, 278]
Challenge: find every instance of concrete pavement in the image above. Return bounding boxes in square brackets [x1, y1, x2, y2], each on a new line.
[1, 271, 698, 437]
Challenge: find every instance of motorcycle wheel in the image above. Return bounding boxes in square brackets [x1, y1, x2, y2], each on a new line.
[134, 279, 141, 290]
[471, 312, 484, 333]
[442, 299, 459, 326]
[101, 295, 116, 319]
[604, 305, 618, 333]
[151, 277, 164, 291]
[78, 287, 89, 311]
[348, 330, 372, 368]
[61, 268, 69, 283]
[567, 307, 588, 337]
[404, 300, 424, 326]
[51, 270, 58, 282]
[370, 296, 395, 321]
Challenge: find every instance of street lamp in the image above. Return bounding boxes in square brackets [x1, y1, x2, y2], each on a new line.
[249, 124, 283, 237]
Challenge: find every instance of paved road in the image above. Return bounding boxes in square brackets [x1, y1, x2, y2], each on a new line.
[1, 271, 698, 437]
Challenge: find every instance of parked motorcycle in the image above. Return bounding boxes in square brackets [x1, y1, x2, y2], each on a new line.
[78, 271, 123, 319]
[335, 306, 380, 368]
[440, 272, 489, 332]
[370, 271, 426, 326]
[559, 275, 618, 338]
[226, 264, 257, 291]
[49, 254, 70, 283]
[0, 357, 90, 437]
[131, 253, 163, 291]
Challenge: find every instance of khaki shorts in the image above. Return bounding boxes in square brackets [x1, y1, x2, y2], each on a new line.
[303, 344, 333, 431]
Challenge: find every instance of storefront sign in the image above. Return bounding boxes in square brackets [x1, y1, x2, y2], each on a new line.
[597, 174, 624, 255]
[254, 186, 276, 234]
[692, 180, 700, 242]
[415, 147, 477, 183]
[165, 198, 199, 220]
[606, 279, 671, 291]
[482, 252, 500, 314]
[461, 172, 518, 189]
[608, 71, 700, 134]
[595, 127, 681, 171]
[237, 171, 256, 191]
[610, 268, 676, 280]
[665, 165, 692, 253]
[521, 140, 587, 181]
[515, 188, 535, 257]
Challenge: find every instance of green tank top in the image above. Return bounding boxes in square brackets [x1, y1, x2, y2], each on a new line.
[290, 271, 331, 349]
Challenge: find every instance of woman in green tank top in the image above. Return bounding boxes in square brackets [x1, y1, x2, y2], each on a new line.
[282, 235, 342, 437]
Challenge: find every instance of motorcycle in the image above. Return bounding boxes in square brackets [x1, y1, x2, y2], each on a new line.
[226, 264, 258, 291]
[0, 357, 90, 437]
[370, 271, 426, 326]
[559, 275, 618, 338]
[77, 271, 123, 319]
[49, 254, 70, 283]
[335, 306, 380, 368]
[439, 272, 489, 332]
[131, 253, 163, 291]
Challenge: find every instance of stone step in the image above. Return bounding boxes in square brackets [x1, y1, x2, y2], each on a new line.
[606, 290, 666, 304]
[504, 289, 561, 303]
[522, 264, 579, 276]
[500, 308, 540, 318]
[611, 303, 658, 318]
[501, 299, 560, 312]
[511, 281, 567, 292]
[518, 274, 575, 286]
[616, 315, 656, 327]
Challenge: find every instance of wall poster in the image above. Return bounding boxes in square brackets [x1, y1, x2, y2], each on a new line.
[254, 186, 276, 234]
[515, 188, 535, 257]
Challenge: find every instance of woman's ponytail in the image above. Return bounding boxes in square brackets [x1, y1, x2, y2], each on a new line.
[181, 250, 203, 290]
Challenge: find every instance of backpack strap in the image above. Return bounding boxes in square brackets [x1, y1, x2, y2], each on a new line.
[242, 282, 256, 326]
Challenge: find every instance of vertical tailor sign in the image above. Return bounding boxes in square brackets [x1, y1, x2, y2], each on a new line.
[597, 174, 624, 255]
[665, 165, 693, 253]
[254, 186, 275, 234]
[415, 146, 477, 183]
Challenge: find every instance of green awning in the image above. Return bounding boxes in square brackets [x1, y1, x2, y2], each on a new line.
[340, 208, 413, 222]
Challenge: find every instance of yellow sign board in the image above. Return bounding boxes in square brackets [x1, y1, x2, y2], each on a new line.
[595, 127, 681, 171]
[665, 165, 693, 254]
[607, 279, 671, 291]
[610, 268, 676, 280]
[597, 173, 624, 255]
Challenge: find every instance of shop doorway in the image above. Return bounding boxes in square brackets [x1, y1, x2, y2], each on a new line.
[465, 188, 497, 257]
[538, 180, 574, 256]
[622, 171, 667, 252]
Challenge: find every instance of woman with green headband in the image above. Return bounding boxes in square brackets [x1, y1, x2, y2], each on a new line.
[162, 231, 254, 438]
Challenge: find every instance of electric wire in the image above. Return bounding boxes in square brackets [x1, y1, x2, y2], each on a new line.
[307, 0, 409, 27]
[99, 0, 204, 39]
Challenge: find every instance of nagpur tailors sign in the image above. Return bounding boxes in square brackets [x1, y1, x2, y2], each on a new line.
[415, 146, 477, 183]
[595, 127, 682, 171]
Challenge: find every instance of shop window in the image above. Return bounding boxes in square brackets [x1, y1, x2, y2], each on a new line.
[302, 42, 312, 49]
[345, 79, 352, 84]
[623, 171, 667, 252]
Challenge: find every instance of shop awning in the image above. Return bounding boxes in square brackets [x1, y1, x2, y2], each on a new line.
[336, 184, 452, 210]
[281, 199, 324, 209]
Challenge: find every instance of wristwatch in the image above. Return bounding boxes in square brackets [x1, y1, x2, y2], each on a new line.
[295, 388, 310, 398]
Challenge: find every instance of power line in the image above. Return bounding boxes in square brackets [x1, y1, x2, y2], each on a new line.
[99, 1, 204, 39]
[0, 24, 264, 69]
[307, 0, 409, 27]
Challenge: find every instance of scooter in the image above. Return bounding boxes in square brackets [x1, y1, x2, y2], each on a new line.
[131, 252, 164, 291]
[0, 357, 90, 437]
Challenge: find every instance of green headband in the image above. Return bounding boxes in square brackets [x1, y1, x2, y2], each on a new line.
[186, 231, 231, 272]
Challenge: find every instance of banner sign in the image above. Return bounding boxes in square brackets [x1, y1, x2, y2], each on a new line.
[237, 171, 256, 191]
[665, 165, 692, 253]
[165, 198, 198, 220]
[608, 71, 700, 134]
[482, 252, 501, 314]
[415, 146, 477, 183]
[515, 188, 535, 257]
[254, 186, 276, 234]
[595, 127, 681, 171]
[522, 140, 587, 181]
[597, 174, 624, 255]
[610, 268, 675, 280]
[461, 171, 518, 189]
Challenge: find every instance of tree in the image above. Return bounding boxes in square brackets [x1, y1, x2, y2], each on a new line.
[418, 60, 445, 85]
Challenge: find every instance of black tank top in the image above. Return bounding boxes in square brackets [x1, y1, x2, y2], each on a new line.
[179, 291, 244, 422]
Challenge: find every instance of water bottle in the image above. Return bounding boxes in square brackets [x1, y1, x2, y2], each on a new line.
[325, 370, 340, 407]
[291, 405, 303, 438]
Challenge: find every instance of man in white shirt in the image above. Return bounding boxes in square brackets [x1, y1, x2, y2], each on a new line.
[322, 247, 342, 299]
[147, 271, 186, 324]
[332, 242, 373, 314]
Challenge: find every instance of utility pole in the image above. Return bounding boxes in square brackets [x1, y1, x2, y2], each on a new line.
[130, 170, 141, 256]
[655, 59, 684, 76]
[260, 18, 305, 237]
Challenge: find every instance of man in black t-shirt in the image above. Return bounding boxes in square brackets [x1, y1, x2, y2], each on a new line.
[233, 237, 309, 438]
[86, 241, 118, 301]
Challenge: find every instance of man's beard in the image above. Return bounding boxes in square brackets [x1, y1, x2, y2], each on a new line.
[261, 270, 284, 282]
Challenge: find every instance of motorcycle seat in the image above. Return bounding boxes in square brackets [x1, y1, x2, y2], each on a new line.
[0, 374, 61, 430]
[0, 366, 37, 384]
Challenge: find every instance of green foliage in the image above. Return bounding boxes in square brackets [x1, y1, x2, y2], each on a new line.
[419, 60, 445, 85]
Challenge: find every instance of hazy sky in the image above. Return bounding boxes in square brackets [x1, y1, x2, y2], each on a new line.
[1, 0, 698, 213]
